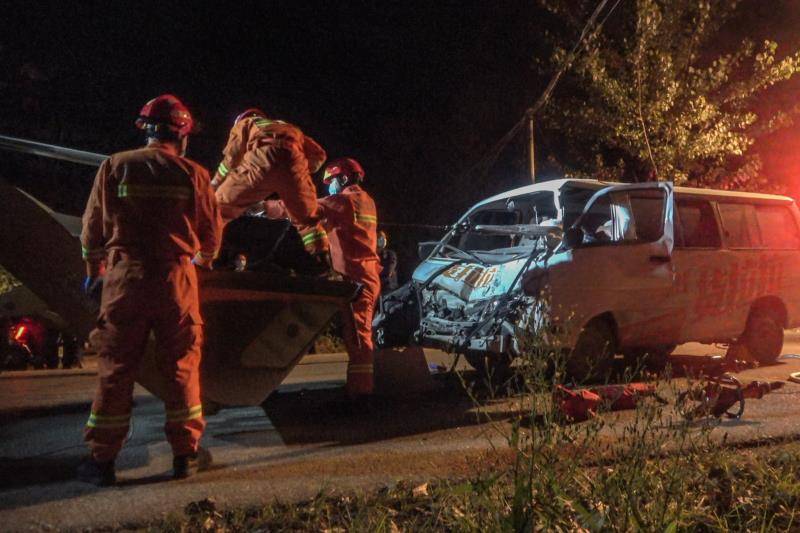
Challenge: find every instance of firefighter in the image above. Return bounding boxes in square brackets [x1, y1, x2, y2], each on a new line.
[263, 157, 380, 397]
[377, 230, 398, 293]
[212, 108, 330, 260]
[77, 94, 221, 486]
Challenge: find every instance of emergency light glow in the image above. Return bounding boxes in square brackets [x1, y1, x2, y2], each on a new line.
[13, 325, 26, 341]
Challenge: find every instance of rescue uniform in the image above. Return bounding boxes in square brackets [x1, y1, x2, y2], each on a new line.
[213, 117, 329, 254]
[266, 184, 381, 396]
[81, 142, 221, 462]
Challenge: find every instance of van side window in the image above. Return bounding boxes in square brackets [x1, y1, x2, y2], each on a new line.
[718, 203, 761, 248]
[675, 200, 721, 248]
[628, 190, 665, 242]
[580, 189, 665, 244]
[756, 205, 800, 250]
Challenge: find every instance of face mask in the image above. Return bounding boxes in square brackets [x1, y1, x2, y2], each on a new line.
[328, 178, 342, 196]
[377, 237, 386, 250]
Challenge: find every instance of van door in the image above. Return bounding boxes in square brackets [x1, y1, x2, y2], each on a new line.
[669, 198, 734, 342]
[547, 182, 679, 348]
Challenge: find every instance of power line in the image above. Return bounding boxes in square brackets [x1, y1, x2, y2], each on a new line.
[462, 0, 625, 181]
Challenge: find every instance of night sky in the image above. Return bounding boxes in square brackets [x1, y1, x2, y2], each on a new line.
[1, 1, 798, 277]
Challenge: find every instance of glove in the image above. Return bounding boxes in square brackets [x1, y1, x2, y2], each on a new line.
[192, 252, 214, 270]
[83, 276, 103, 302]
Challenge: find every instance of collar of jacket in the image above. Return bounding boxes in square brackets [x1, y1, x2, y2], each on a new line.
[343, 184, 363, 193]
[146, 139, 181, 156]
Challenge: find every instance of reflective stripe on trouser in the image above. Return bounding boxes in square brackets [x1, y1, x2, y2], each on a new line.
[214, 141, 322, 235]
[342, 279, 379, 397]
[85, 258, 206, 461]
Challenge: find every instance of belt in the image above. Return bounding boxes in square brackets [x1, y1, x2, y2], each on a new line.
[108, 249, 192, 268]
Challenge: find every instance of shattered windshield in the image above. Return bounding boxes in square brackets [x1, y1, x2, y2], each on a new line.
[440, 191, 558, 262]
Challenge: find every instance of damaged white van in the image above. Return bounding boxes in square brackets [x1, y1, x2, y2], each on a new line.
[373, 179, 800, 379]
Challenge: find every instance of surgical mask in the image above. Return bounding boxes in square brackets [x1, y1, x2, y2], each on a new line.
[328, 178, 342, 196]
[377, 236, 386, 250]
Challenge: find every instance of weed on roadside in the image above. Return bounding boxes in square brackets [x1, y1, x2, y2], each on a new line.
[141, 295, 800, 532]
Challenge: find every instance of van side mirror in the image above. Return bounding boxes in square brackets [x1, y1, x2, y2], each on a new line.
[563, 227, 584, 249]
[418, 241, 438, 260]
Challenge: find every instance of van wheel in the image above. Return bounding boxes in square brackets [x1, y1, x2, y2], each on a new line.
[623, 345, 675, 373]
[567, 318, 615, 383]
[742, 311, 784, 364]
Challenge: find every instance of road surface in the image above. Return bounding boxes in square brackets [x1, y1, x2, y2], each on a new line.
[1, 343, 800, 531]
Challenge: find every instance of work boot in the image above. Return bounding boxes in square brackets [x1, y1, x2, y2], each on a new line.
[173, 446, 212, 479]
[76, 457, 116, 486]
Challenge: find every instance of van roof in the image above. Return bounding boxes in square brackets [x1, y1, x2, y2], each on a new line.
[475, 178, 794, 207]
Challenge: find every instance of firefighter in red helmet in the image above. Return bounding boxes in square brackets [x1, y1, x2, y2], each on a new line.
[264, 157, 380, 397]
[78, 94, 221, 485]
[211, 108, 330, 260]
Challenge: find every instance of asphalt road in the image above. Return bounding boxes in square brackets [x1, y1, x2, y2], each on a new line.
[1, 343, 800, 531]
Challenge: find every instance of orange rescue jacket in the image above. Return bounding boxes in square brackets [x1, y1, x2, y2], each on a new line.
[81, 142, 221, 265]
[212, 117, 326, 186]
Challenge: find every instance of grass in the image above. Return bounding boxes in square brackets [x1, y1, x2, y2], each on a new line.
[141, 298, 800, 531]
[139, 442, 800, 532]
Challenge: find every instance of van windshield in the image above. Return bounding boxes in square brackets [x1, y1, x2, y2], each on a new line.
[439, 191, 558, 263]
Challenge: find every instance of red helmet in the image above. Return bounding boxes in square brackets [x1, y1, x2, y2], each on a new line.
[135, 94, 194, 137]
[234, 107, 266, 125]
[322, 157, 365, 184]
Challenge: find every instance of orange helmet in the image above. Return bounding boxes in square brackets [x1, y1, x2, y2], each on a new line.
[322, 157, 365, 185]
[234, 107, 266, 125]
[135, 94, 194, 137]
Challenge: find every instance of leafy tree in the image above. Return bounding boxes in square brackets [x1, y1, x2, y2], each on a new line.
[538, 0, 800, 188]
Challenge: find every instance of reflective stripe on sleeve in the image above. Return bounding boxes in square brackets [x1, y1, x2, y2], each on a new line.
[165, 405, 203, 423]
[301, 230, 328, 246]
[86, 411, 131, 429]
[117, 184, 192, 200]
[81, 246, 106, 260]
[217, 162, 229, 177]
[355, 213, 377, 225]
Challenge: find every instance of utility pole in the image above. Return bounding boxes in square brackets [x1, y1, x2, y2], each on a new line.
[527, 110, 535, 183]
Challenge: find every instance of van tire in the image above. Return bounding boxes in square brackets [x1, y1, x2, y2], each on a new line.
[742, 311, 784, 364]
[567, 318, 615, 383]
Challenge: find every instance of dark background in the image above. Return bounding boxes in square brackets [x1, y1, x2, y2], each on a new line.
[1, 1, 798, 280]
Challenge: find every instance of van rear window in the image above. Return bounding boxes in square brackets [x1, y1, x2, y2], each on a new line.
[718, 203, 761, 248]
[676, 200, 721, 248]
[756, 205, 800, 250]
